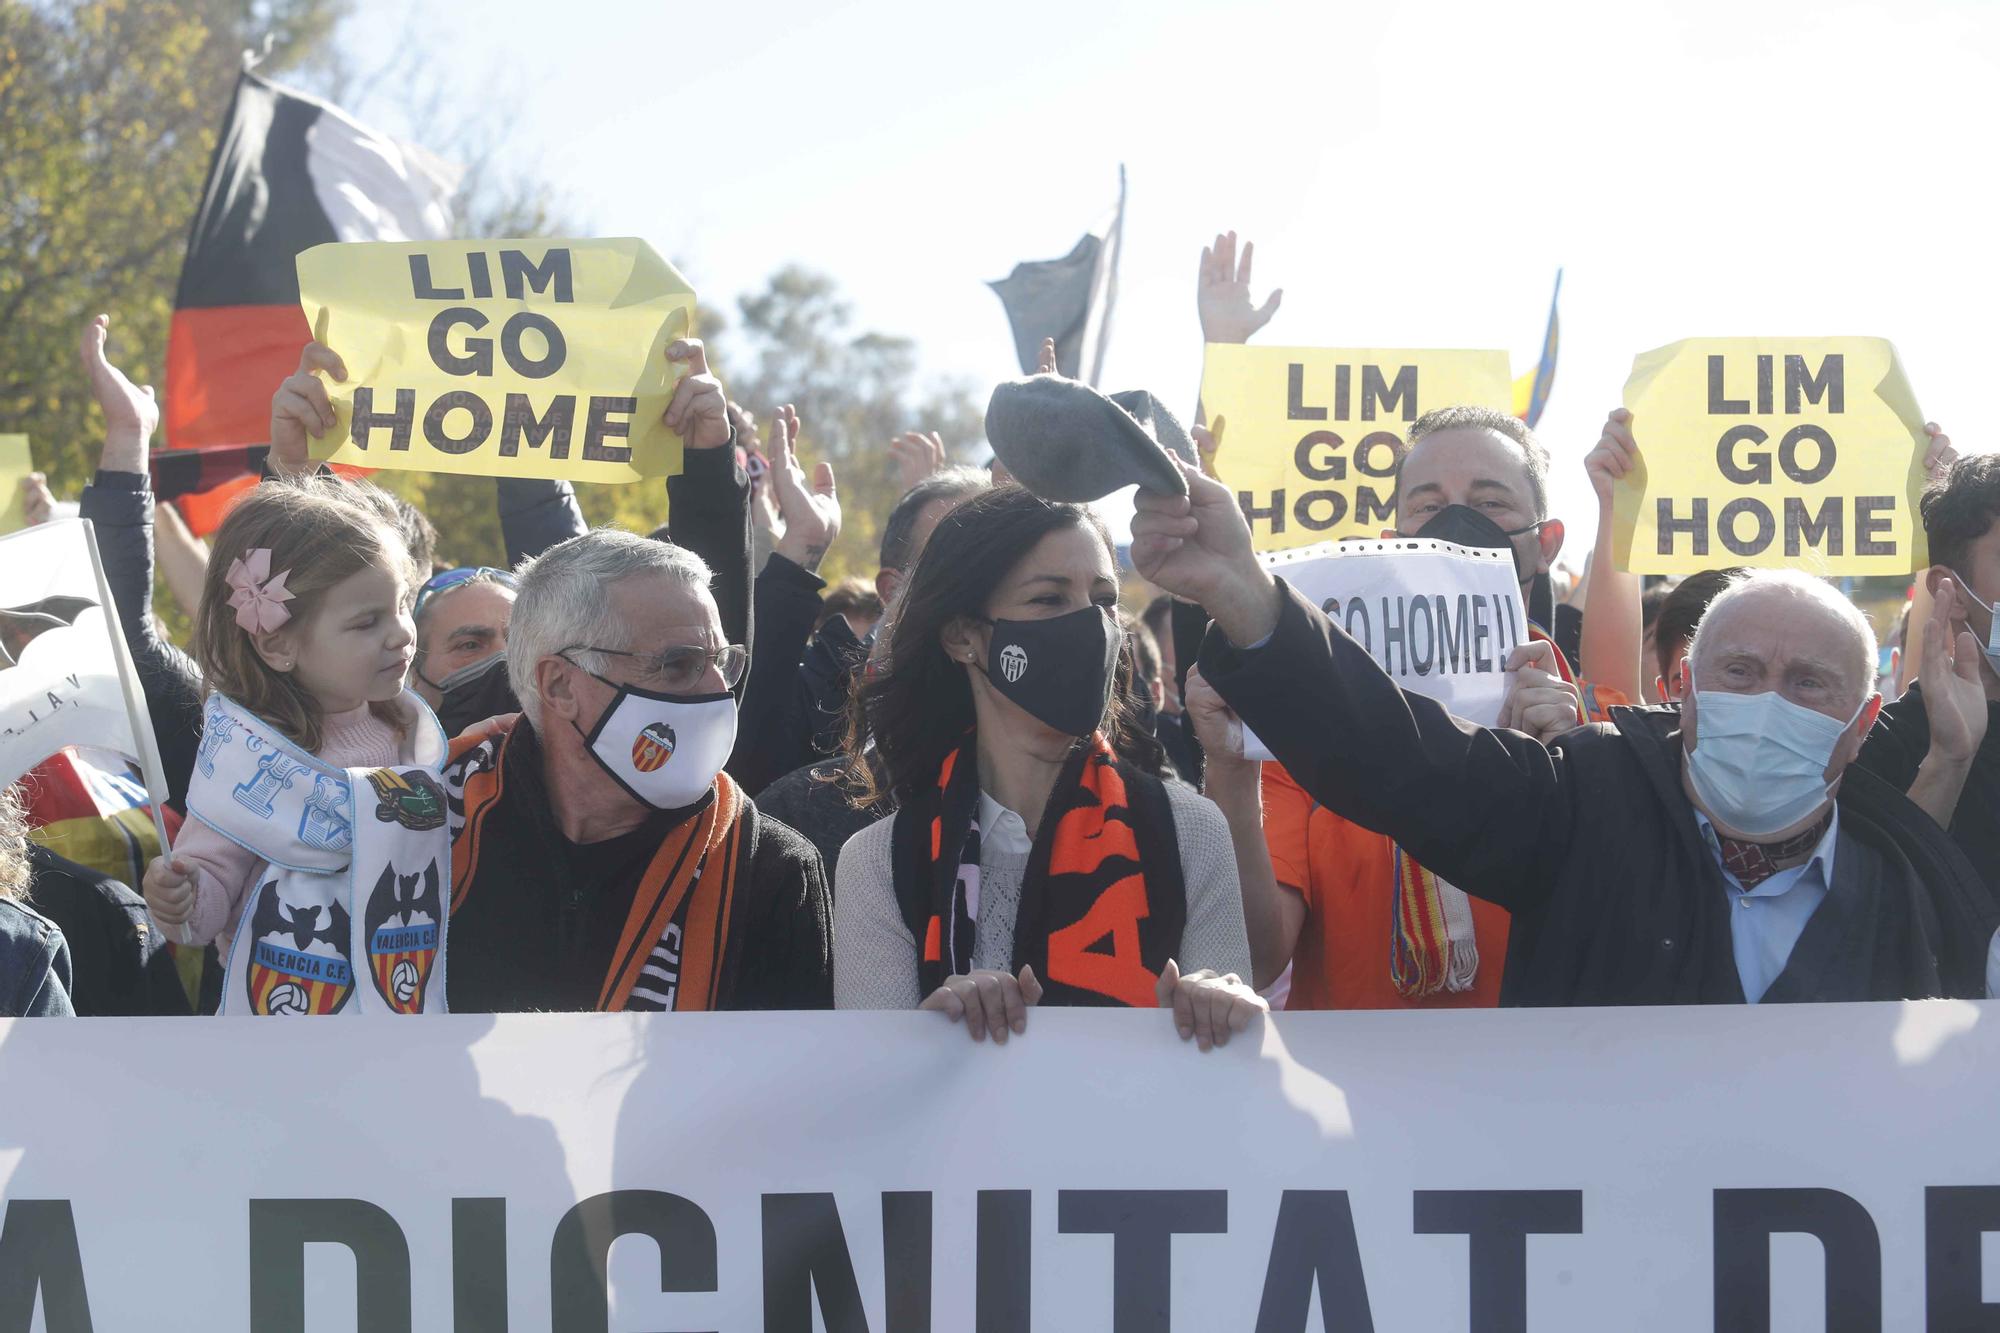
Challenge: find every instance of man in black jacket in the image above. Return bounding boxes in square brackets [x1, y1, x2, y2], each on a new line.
[444, 528, 831, 1011]
[1857, 453, 2000, 902]
[1132, 458, 1997, 1005]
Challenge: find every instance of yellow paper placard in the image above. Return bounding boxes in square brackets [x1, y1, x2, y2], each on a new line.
[1613, 338, 1927, 575]
[1201, 345, 1514, 552]
[0, 436, 32, 534]
[298, 238, 695, 482]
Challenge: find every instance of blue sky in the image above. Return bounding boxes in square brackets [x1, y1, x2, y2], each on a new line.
[331, 0, 2000, 558]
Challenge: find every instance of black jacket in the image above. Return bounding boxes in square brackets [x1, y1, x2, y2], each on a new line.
[445, 722, 833, 1012]
[1857, 684, 2000, 905]
[729, 554, 832, 795]
[25, 844, 190, 1016]
[755, 757, 887, 883]
[1201, 580, 1998, 1005]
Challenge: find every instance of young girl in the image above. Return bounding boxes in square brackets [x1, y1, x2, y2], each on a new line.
[143, 477, 452, 1015]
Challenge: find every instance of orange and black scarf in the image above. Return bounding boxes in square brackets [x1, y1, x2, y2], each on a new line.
[890, 732, 1185, 1007]
[446, 728, 747, 1012]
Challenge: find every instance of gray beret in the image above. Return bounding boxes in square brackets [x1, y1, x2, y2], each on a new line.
[984, 375, 1192, 502]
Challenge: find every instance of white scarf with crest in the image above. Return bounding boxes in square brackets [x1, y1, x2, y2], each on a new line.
[187, 691, 451, 1015]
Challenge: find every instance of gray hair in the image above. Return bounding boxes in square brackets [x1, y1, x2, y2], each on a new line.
[506, 529, 714, 727]
[1687, 570, 1878, 709]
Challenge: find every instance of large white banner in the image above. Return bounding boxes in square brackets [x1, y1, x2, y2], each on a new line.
[1244, 538, 1528, 760]
[0, 1005, 1993, 1331]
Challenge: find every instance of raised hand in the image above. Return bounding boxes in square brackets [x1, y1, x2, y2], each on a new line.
[1586, 408, 1642, 506]
[269, 342, 347, 477]
[1183, 664, 1256, 796]
[1155, 958, 1267, 1051]
[890, 430, 946, 493]
[663, 338, 732, 450]
[1130, 457, 1276, 645]
[19, 473, 54, 526]
[766, 405, 841, 573]
[1035, 336, 1059, 376]
[920, 965, 1044, 1043]
[79, 313, 159, 473]
[1922, 423, 1958, 482]
[1922, 577, 1989, 765]
[1197, 230, 1282, 345]
[1498, 640, 1583, 743]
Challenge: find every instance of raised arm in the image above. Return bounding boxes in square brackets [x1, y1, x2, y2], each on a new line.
[1904, 576, 1988, 829]
[1578, 408, 1647, 706]
[72, 315, 205, 807]
[660, 338, 752, 664]
[1132, 457, 1574, 916]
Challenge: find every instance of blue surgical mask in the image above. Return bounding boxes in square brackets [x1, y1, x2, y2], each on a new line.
[1950, 572, 2000, 676]
[1685, 667, 1869, 837]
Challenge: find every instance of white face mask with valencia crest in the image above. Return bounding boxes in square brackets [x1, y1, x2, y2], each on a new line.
[1683, 667, 1868, 838]
[575, 671, 737, 811]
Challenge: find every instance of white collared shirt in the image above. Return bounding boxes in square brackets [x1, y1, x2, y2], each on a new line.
[976, 790, 1033, 857]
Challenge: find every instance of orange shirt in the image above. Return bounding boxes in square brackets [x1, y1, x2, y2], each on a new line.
[1262, 762, 1510, 1010]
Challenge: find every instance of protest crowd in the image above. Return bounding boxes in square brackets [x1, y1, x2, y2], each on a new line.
[3, 208, 1997, 1054]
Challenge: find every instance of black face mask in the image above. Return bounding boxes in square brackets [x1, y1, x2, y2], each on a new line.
[977, 604, 1121, 738]
[437, 652, 522, 739]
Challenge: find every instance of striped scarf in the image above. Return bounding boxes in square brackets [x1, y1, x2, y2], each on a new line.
[891, 732, 1186, 1007]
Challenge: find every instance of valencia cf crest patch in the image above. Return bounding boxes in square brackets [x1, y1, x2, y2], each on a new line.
[366, 767, 448, 831]
[363, 859, 442, 1013]
[631, 721, 677, 773]
[244, 880, 354, 1015]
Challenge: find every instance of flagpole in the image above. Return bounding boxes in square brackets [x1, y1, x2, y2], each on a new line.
[1087, 164, 1126, 389]
[80, 521, 175, 864]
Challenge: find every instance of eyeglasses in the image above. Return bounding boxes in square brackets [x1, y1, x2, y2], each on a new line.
[414, 567, 518, 617]
[562, 642, 749, 693]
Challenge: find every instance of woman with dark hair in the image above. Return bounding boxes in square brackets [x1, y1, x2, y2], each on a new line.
[832, 487, 1261, 1049]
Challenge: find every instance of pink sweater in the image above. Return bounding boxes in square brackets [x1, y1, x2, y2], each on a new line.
[175, 703, 406, 952]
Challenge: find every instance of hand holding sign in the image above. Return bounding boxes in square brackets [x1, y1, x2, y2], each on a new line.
[1497, 640, 1582, 744]
[662, 338, 729, 450]
[269, 342, 349, 477]
[297, 237, 697, 484]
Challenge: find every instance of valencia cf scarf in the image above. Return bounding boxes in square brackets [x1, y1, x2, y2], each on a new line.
[186, 692, 450, 1016]
[891, 732, 1185, 1007]
[444, 729, 747, 1012]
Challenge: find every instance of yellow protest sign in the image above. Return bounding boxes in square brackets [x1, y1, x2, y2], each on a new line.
[0, 436, 32, 534]
[1613, 338, 1927, 575]
[297, 238, 695, 483]
[1201, 346, 1514, 552]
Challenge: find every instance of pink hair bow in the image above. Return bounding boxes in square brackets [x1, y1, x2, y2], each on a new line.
[225, 547, 295, 633]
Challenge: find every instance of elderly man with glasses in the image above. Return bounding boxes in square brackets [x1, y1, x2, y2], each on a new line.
[441, 528, 832, 1013]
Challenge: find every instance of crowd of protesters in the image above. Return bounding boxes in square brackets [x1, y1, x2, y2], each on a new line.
[3, 233, 1995, 1044]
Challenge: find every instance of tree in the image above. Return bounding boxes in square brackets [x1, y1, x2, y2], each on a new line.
[708, 265, 985, 581]
[0, 0, 347, 497]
